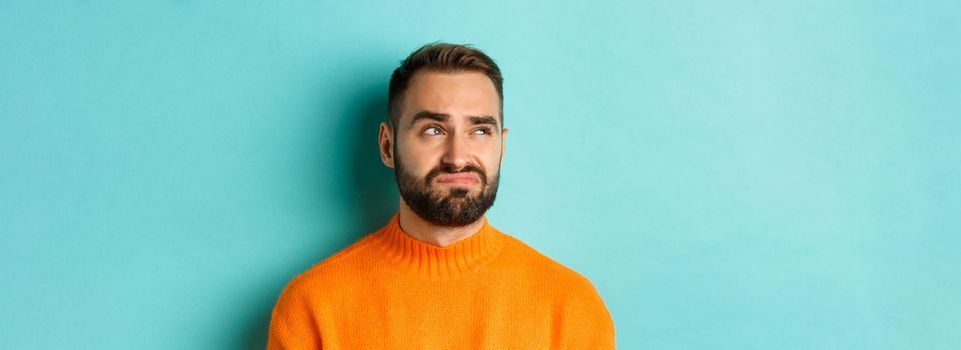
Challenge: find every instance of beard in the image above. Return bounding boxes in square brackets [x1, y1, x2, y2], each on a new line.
[393, 151, 500, 227]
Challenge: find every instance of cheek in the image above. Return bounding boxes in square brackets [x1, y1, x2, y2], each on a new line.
[482, 146, 503, 169]
[398, 145, 439, 175]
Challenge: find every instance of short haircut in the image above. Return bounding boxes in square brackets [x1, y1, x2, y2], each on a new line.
[387, 42, 504, 129]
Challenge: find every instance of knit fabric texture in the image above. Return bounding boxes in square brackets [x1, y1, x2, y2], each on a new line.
[267, 212, 616, 349]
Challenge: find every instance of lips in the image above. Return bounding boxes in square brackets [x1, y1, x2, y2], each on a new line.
[434, 173, 481, 184]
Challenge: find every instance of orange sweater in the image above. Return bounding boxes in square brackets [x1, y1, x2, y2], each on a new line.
[267, 212, 616, 349]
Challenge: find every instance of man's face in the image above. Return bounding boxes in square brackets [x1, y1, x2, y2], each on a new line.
[386, 71, 508, 227]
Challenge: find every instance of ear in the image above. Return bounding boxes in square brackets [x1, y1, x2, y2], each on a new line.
[500, 127, 509, 161]
[379, 122, 395, 168]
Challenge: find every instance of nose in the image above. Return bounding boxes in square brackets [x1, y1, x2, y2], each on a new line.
[441, 133, 471, 170]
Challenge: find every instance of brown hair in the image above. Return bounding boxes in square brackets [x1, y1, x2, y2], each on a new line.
[387, 42, 504, 128]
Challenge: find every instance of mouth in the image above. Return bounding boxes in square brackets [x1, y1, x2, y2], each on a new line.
[434, 173, 481, 185]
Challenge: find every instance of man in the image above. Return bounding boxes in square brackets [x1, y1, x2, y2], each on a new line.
[267, 43, 616, 349]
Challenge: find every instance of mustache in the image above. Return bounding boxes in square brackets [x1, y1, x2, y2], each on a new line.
[424, 163, 487, 186]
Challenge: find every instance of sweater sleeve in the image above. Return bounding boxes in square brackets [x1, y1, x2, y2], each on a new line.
[266, 279, 323, 350]
[565, 280, 617, 349]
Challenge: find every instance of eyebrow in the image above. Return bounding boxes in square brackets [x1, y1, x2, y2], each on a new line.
[408, 110, 499, 129]
[469, 115, 499, 127]
[409, 111, 449, 127]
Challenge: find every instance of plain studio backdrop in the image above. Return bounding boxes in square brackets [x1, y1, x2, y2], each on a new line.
[1, 1, 958, 349]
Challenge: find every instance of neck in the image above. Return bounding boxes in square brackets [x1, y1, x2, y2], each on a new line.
[398, 200, 487, 247]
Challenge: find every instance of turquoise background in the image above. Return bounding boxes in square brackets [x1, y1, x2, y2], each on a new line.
[2, 1, 959, 349]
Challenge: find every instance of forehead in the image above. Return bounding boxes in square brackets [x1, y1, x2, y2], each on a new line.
[400, 71, 500, 125]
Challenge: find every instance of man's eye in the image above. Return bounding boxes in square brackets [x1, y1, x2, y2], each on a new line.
[474, 128, 492, 135]
[423, 127, 442, 135]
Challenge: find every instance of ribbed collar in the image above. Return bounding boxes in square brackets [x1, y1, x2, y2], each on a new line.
[371, 212, 506, 281]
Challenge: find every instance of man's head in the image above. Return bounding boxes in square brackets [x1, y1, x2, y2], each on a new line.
[378, 43, 509, 227]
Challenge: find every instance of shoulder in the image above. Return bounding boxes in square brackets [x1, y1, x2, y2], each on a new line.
[497, 231, 616, 344]
[497, 231, 604, 297]
[277, 232, 381, 299]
